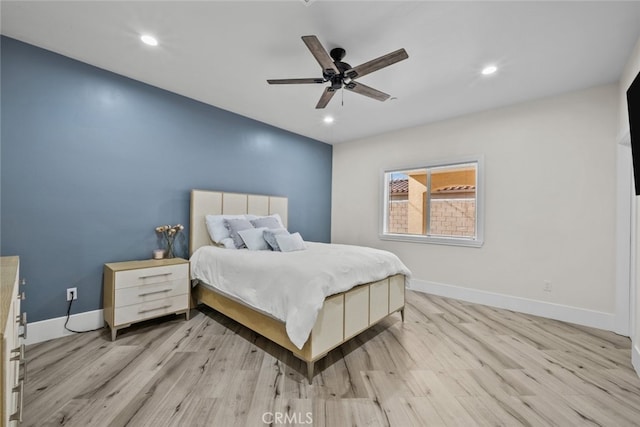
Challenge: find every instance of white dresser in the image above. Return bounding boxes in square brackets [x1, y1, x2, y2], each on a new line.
[103, 258, 190, 341]
[1, 256, 26, 426]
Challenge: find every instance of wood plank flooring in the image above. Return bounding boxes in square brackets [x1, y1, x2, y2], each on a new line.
[23, 291, 640, 426]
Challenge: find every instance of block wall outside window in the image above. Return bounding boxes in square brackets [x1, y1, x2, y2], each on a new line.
[387, 199, 475, 236]
[429, 199, 476, 237]
[388, 201, 408, 234]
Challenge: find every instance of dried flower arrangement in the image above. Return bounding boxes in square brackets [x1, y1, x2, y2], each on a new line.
[155, 224, 184, 258]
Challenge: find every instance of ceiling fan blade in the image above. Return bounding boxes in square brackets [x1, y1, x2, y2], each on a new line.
[315, 87, 336, 109]
[345, 48, 408, 80]
[344, 81, 390, 102]
[267, 78, 325, 84]
[301, 35, 339, 76]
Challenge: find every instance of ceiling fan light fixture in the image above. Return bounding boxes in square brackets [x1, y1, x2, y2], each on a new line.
[140, 34, 158, 46]
[481, 65, 498, 76]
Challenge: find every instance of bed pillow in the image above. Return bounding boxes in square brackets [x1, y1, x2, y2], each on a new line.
[238, 227, 270, 251]
[224, 218, 254, 249]
[250, 216, 281, 230]
[275, 232, 306, 252]
[263, 228, 289, 251]
[205, 214, 247, 243]
[272, 213, 285, 228]
[220, 237, 236, 249]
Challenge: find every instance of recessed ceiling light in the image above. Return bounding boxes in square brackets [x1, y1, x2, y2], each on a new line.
[481, 65, 498, 76]
[323, 116, 334, 124]
[140, 34, 158, 46]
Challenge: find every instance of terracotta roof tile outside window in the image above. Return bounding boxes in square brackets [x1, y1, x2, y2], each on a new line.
[390, 180, 476, 194]
[434, 185, 476, 193]
[389, 179, 408, 194]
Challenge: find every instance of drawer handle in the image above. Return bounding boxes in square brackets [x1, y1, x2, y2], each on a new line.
[10, 344, 25, 362]
[138, 289, 172, 297]
[11, 345, 27, 382]
[18, 312, 27, 340]
[10, 381, 24, 423]
[20, 278, 27, 286]
[138, 304, 172, 314]
[17, 291, 25, 301]
[19, 356, 28, 382]
[138, 272, 173, 279]
[16, 311, 26, 326]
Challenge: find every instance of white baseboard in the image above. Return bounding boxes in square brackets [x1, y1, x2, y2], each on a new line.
[24, 309, 104, 345]
[409, 279, 616, 332]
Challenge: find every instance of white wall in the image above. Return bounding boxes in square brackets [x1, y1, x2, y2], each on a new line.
[619, 39, 640, 136]
[333, 84, 618, 328]
[619, 36, 640, 375]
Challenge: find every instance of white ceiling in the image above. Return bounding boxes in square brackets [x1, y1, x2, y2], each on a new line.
[2, 1, 640, 144]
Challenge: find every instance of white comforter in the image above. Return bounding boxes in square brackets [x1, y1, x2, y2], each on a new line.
[190, 242, 411, 349]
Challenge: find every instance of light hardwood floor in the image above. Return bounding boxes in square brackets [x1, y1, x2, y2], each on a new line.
[23, 291, 640, 426]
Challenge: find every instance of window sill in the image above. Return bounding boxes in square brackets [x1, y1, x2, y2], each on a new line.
[379, 233, 484, 248]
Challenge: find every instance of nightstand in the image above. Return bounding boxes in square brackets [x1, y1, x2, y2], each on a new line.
[103, 258, 190, 341]
[2, 256, 26, 425]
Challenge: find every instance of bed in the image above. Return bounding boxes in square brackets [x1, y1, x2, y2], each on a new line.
[189, 190, 409, 382]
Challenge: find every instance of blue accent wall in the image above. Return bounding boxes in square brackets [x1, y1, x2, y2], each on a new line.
[1, 36, 332, 322]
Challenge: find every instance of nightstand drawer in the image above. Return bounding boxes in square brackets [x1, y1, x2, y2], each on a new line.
[115, 264, 188, 289]
[114, 294, 189, 325]
[115, 278, 187, 307]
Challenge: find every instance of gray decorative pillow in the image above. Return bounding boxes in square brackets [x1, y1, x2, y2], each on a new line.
[263, 228, 289, 251]
[224, 218, 254, 249]
[250, 216, 281, 229]
[205, 214, 247, 243]
[275, 232, 306, 252]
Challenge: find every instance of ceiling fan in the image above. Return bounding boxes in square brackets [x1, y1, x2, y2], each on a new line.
[267, 35, 409, 109]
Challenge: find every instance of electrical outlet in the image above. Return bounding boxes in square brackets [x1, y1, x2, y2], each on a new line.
[67, 287, 78, 301]
[543, 281, 552, 292]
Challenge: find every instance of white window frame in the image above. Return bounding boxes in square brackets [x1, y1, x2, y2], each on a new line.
[380, 155, 484, 247]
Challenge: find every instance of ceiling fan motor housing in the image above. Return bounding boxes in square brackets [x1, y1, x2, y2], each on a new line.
[323, 47, 352, 89]
[330, 47, 346, 61]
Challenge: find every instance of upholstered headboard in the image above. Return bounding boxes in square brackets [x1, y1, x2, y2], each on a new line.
[189, 190, 288, 255]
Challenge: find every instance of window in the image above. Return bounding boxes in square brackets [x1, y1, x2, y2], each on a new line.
[381, 156, 484, 247]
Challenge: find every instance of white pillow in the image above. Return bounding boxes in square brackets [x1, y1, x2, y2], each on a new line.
[220, 237, 236, 249]
[205, 214, 247, 243]
[275, 232, 306, 252]
[238, 227, 270, 251]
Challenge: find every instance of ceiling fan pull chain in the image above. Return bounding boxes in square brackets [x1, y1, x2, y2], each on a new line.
[342, 88, 344, 106]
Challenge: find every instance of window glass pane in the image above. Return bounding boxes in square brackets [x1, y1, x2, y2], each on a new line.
[387, 169, 426, 235]
[428, 163, 476, 238]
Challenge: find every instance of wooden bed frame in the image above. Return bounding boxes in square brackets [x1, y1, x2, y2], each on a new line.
[189, 190, 406, 382]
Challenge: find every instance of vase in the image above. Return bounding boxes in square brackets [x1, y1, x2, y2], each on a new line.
[166, 240, 175, 259]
